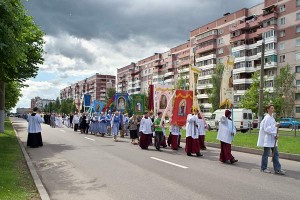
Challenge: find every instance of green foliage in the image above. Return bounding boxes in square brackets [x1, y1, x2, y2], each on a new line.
[105, 87, 116, 103]
[4, 81, 23, 111]
[272, 64, 296, 117]
[174, 72, 186, 90]
[208, 63, 224, 112]
[60, 99, 77, 114]
[0, 0, 45, 82]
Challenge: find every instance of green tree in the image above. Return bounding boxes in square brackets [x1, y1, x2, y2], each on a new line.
[5, 81, 22, 112]
[174, 71, 186, 90]
[208, 63, 224, 112]
[272, 64, 296, 117]
[0, 0, 44, 132]
[239, 71, 271, 117]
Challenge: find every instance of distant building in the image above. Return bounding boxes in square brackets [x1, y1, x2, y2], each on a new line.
[16, 108, 31, 114]
[60, 73, 116, 102]
[31, 97, 55, 111]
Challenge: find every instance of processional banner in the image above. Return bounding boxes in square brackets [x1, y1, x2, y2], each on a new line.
[115, 93, 129, 112]
[170, 90, 193, 127]
[93, 100, 105, 114]
[220, 55, 234, 108]
[189, 65, 201, 111]
[154, 84, 173, 118]
[131, 94, 146, 115]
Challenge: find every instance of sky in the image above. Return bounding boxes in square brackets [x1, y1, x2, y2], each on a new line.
[15, 0, 263, 111]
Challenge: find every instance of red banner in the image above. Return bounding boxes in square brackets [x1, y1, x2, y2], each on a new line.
[148, 84, 154, 112]
[171, 90, 193, 127]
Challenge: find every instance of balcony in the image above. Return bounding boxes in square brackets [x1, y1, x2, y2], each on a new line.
[261, 12, 278, 21]
[233, 67, 256, 74]
[199, 74, 212, 81]
[232, 44, 248, 53]
[195, 43, 217, 54]
[196, 54, 216, 62]
[264, 62, 277, 69]
[164, 72, 174, 77]
[198, 64, 216, 70]
[231, 22, 249, 32]
[164, 79, 174, 83]
[153, 60, 162, 68]
[180, 59, 190, 66]
[197, 94, 209, 99]
[233, 78, 253, 85]
[234, 90, 246, 95]
[197, 34, 217, 44]
[201, 103, 212, 109]
[178, 67, 190, 73]
[197, 83, 213, 90]
[231, 33, 248, 42]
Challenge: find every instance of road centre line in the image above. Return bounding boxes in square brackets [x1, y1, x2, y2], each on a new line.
[150, 157, 188, 169]
[59, 130, 66, 132]
[84, 137, 96, 141]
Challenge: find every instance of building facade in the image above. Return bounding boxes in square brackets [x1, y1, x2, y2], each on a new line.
[116, 0, 300, 117]
[31, 97, 55, 110]
[60, 73, 116, 102]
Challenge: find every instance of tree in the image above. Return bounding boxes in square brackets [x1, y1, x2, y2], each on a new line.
[272, 64, 296, 117]
[174, 72, 186, 90]
[208, 63, 224, 112]
[0, 0, 44, 132]
[5, 81, 22, 112]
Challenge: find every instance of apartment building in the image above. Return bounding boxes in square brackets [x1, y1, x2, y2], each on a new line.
[31, 96, 55, 110]
[60, 73, 116, 102]
[116, 0, 300, 117]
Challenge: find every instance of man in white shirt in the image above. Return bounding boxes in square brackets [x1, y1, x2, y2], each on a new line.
[139, 112, 153, 149]
[257, 104, 285, 175]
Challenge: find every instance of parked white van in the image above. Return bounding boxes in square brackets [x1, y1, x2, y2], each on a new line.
[212, 109, 253, 132]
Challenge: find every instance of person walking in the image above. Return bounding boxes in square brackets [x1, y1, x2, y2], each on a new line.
[73, 113, 79, 132]
[217, 110, 238, 164]
[185, 109, 202, 157]
[196, 112, 207, 150]
[128, 114, 138, 144]
[257, 104, 285, 175]
[154, 112, 164, 151]
[111, 111, 121, 142]
[27, 107, 44, 148]
[139, 112, 153, 149]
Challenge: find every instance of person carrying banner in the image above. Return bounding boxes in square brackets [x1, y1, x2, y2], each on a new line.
[257, 104, 285, 175]
[185, 109, 202, 157]
[154, 112, 164, 151]
[196, 112, 207, 150]
[139, 112, 153, 149]
[217, 110, 238, 164]
[111, 111, 121, 142]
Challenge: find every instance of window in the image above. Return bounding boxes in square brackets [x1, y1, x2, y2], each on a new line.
[218, 48, 224, 54]
[297, 80, 300, 86]
[279, 17, 285, 25]
[296, 66, 300, 73]
[279, 5, 285, 12]
[297, 52, 300, 60]
[218, 29, 224, 35]
[296, 93, 300, 100]
[279, 30, 285, 37]
[279, 55, 285, 63]
[217, 58, 223, 63]
[297, 0, 300, 6]
[297, 26, 300, 33]
[296, 107, 300, 113]
[218, 38, 224, 45]
[279, 43, 285, 50]
[297, 12, 300, 20]
[297, 38, 300, 46]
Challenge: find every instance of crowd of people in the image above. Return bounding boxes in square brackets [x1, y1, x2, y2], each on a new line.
[27, 104, 286, 175]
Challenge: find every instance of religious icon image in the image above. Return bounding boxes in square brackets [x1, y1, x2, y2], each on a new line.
[178, 99, 186, 116]
[159, 95, 167, 109]
[136, 102, 141, 112]
[96, 104, 100, 112]
[118, 97, 126, 110]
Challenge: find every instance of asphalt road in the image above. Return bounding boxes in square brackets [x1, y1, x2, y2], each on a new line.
[12, 117, 300, 200]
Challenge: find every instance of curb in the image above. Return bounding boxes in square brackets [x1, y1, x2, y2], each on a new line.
[205, 141, 300, 162]
[13, 125, 51, 200]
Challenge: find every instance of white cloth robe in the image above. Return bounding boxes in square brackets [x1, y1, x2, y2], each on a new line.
[73, 115, 79, 124]
[170, 125, 181, 136]
[139, 117, 153, 134]
[27, 114, 44, 133]
[196, 118, 206, 136]
[186, 114, 199, 139]
[217, 116, 236, 144]
[257, 114, 278, 147]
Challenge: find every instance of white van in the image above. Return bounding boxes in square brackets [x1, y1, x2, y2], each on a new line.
[212, 109, 253, 133]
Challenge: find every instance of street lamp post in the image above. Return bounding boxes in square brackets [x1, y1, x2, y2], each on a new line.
[258, 37, 265, 129]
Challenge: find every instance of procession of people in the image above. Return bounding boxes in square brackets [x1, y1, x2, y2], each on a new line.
[27, 103, 286, 175]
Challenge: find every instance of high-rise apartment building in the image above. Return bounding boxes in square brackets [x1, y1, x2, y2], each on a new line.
[116, 0, 300, 117]
[60, 73, 116, 102]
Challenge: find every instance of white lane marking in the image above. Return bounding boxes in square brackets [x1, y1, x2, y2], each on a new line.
[59, 130, 66, 132]
[84, 137, 95, 141]
[150, 157, 188, 169]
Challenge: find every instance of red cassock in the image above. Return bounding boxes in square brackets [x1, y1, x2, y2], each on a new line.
[198, 135, 206, 150]
[139, 133, 152, 149]
[219, 141, 234, 162]
[185, 136, 200, 154]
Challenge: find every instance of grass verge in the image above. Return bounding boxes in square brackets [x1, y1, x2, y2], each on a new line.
[0, 119, 40, 200]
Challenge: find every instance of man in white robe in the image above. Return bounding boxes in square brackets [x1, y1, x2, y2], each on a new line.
[139, 112, 153, 149]
[185, 109, 202, 157]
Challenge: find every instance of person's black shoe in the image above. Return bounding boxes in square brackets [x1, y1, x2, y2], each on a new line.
[187, 153, 192, 156]
[230, 159, 238, 164]
[196, 153, 203, 157]
[178, 146, 182, 148]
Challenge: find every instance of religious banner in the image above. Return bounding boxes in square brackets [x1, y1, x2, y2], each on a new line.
[115, 93, 129, 111]
[171, 90, 193, 127]
[83, 94, 92, 107]
[93, 100, 105, 114]
[189, 65, 201, 111]
[148, 84, 154, 112]
[220, 55, 234, 108]
[131, 94, 146, 115]
[154, 84, 173, 118]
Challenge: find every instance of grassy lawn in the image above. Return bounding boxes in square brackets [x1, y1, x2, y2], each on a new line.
[0, 119, 40, 200]
[165, 127, 300, 155]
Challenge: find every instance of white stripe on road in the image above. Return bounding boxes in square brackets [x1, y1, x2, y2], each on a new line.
[84, 137, 95, 141]
[150, 157, 188, 169]
[59, 130, 66, 132]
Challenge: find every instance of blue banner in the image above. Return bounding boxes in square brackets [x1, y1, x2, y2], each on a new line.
[93, 100, 105, 114]
[115, 93, 129, 111]
[83, 94, 92, 107]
